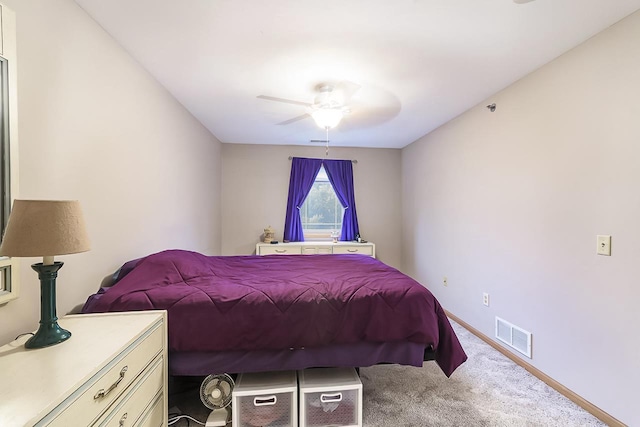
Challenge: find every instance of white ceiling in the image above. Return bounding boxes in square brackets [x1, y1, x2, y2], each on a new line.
[74, 0, 640, 149]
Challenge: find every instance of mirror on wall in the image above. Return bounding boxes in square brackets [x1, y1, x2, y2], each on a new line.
[0, 4, 20, 306]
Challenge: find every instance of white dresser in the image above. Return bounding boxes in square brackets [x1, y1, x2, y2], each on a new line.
[0, 311, 167, 427]
[256, 241, 375, 258]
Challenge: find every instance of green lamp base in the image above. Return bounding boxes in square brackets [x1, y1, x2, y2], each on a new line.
[25, 323, 71, 349]
[25, 262, 71, 349]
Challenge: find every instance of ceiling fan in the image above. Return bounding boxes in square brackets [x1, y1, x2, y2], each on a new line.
[257, 81, 360, 130]
[258, 81, 400, 153]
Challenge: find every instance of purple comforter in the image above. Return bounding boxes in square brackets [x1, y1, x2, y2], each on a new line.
[82, 250, 466, 376]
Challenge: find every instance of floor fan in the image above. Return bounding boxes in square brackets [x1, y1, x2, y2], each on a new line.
[199, 373, 234, 427]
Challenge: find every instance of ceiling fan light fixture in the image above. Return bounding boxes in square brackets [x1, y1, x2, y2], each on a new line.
[311, 108, 344, 129]
[314, 84, 344, 105]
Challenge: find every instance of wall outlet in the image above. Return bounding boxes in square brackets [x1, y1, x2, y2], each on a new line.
[483, 292, 490, 307]
[443, 276, 448, 286]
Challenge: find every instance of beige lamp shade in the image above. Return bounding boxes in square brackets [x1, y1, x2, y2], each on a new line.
[0, 200, 91, 258]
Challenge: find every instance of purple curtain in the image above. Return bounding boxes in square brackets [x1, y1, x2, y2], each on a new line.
[324, 159, 360, 241]
[283, 157, 323, 242]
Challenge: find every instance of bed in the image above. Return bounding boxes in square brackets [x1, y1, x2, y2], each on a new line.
[82, 249, 467, 377]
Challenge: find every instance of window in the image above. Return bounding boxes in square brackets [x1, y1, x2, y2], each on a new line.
[284, 157, 358, 243]
[300, 166, 344, 240]
[0, 4, 19, 305]
[1, 57, 9, 230]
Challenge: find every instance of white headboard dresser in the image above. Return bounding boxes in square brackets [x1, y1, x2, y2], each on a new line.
[256, 241, 375, 257]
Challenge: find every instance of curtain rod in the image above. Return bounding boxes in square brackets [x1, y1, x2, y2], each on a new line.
[288, 156, 358, 164]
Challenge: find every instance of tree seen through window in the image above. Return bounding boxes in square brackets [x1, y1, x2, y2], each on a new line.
[300, 166, 344, 239]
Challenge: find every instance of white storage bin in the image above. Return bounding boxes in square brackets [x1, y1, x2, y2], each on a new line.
[298, 368, 362, 427]
[232, 370, 298, 427]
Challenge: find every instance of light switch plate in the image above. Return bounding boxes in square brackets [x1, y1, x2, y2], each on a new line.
[597, 235, 611, 256]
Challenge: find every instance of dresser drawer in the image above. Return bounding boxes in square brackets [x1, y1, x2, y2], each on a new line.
[259, 245, 302, 255]
[136, 394, 165, 427]
[301, 246, 332, 255]
[95, 357, 164, 427]
[332, 245, 373, 256]
[47, 324, 164, 427]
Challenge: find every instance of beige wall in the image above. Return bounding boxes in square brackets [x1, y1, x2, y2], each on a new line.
[0, 0, 222, 345]
[221, 144, 403, 268]
[402, 10, 640, 426]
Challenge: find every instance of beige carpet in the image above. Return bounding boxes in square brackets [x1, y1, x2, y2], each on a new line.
[169, 320, 605, 426]
[358, 320, 605, 426]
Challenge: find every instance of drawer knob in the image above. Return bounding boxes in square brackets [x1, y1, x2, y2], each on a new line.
[254, 395, 278, 406]
[94, 366, 128, 400]
[118, 412, 128, 426]
[275, 249, 286, 253]
[347, 249, 358, 252]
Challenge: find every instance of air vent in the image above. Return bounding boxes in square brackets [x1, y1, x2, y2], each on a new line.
[495, 317, 532, 358]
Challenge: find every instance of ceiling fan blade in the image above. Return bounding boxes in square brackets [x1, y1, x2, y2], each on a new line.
[338, 103, 400, 130]
[335, 80, 362, 102]
[257, 95, 313, 107]
[277, 113, 310, 125]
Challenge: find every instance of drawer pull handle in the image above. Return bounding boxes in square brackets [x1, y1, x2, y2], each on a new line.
[118, 412, 128, 426]
[254, 395, 278, 406]
[94, 366, 128, 400]
[347, 249, 358, 252]
[320, 392, 343, 403]
[275, 249, 286, 253]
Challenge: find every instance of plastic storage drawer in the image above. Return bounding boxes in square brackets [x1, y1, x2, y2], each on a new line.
[232, 370, 298, 427]
[298, 368, 362, 427]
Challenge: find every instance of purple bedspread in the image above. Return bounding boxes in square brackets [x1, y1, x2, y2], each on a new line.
[82, 250, 466, 376]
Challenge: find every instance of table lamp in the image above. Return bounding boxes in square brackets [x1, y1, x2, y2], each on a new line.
[0, 200, 90, 349]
